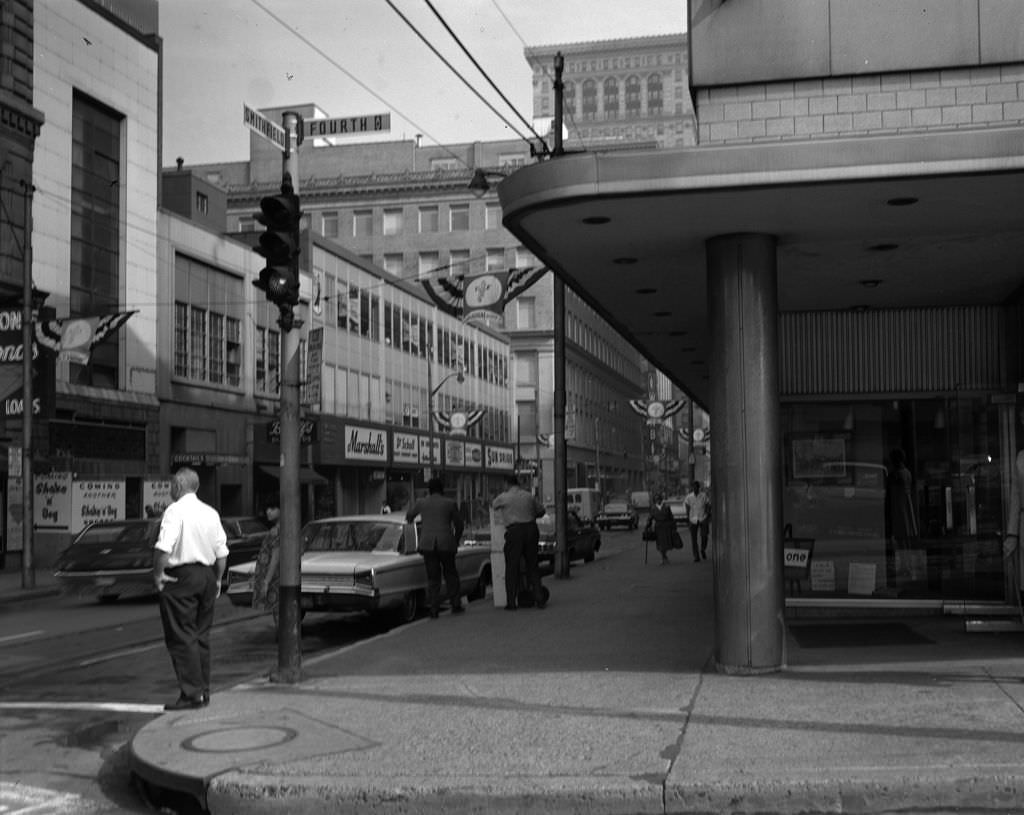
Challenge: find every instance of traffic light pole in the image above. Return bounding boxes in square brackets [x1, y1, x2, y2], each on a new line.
[273, 111, 303, 684]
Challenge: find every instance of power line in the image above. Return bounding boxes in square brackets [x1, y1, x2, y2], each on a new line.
[246, 0, 468, 168]
[383, 0, 534, 148]
[419, 0, 549, 154]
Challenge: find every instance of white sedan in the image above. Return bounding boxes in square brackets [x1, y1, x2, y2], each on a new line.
[226, 514, 491, 624]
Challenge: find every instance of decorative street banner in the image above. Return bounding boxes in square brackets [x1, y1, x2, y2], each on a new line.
[433, 408, 485, 436]
[420, 266, 548, 326]
[71, 479, 125, 534]
[35, 310, 137, 364]
[628, 399, 686, 423]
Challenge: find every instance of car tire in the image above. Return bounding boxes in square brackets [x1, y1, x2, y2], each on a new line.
[393, 591, 420, 624]
[468, 570, 490, 602]
[583, 548, 595, 563]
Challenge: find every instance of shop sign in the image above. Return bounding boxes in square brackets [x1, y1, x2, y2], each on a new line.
[419, 435, 440, 465]
[72, 479, 125, 534]
[35, 470, 71, 530]
[265, 419, 316, 445]
[171, 453, 251, 467]
[485, 445, 515, 471]
[392, 431, 420, 465]
[445, 440, 465, 467]
[345, 424, 387, 462]
[143, 479, 172, 518]
[464, 442, 483, 468]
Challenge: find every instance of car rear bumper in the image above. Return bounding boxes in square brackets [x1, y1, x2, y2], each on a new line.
[53, 569, 155, 599]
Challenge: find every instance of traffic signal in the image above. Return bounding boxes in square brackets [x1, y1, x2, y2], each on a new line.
[253, 181, 300, 310]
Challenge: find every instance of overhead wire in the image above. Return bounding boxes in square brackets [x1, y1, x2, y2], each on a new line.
[418, 0, 549, 154]
[383, 0, 534, 148]
[246, 0, 467, 168]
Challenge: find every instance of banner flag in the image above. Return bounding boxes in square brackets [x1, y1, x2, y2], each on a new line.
[35, 310, 137, 364]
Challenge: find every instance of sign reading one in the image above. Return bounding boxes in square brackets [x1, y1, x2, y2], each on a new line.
[304, 113, 390, 140]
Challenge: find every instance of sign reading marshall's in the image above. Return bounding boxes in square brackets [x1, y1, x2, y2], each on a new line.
[345, 424, 387, 462]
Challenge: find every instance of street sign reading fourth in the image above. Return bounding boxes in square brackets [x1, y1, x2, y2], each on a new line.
[304, 113, 390, 140]
[243, 104, 287, 150]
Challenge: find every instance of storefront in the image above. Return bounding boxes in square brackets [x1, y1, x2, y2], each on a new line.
[781, 394, 1009, 606]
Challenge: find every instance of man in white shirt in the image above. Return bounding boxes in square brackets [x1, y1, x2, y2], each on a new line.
[684, 482, 711, 563]
[153, 467, 228, 710]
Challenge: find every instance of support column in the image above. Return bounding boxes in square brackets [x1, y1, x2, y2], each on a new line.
[707, 233, 784, 674]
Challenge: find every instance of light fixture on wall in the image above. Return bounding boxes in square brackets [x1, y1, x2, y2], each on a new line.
[843, 408, 855, 431]
[934, 406, 946, 430]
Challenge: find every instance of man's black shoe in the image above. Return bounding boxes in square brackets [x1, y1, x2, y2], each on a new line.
[201, 692, 210, 707]
[164, 695, 204, 711]
[451, 605, 465, 614]
[429, 609, 439, 619]
[504, 604, 517, 611]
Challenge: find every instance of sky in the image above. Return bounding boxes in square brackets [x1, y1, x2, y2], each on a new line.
[160, 0, 687, 166]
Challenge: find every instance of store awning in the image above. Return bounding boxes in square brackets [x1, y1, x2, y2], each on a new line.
[259, 465, 327, 485]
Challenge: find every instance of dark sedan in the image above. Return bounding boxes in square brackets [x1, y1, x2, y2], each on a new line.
[220, 515, 270, 570]
[53, 519, 161, 602]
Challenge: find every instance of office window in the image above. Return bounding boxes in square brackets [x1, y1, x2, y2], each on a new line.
[418, 252, 440, 278]
[322, 211, 339, 238]
[353, 209, 373, 237]
[603, 78, 619, 118]
[517, 296, 536, 329]
[383, 208, 404, 235]
[195, 191, 209, 214]
[582, 79, 598, 118]
[255, 324, 280, 395]
[430, 158, 459, 170]
[173, 254, 244, 388]
[238, 216, 255, 232]
[485, 203, 502, 230]
[485, 248, 505, 272]
[647, 73, 663, 114]
[449, 249, 471, 276]
[515, 353, 538, 386]
[498, 153, 526, 169]
[564, 80, 576, 115]
[419, 206, 439, 233]
[515, 246, 536, 269]
[71, 91, 123, 388]
[625, 75, 642, 115]
[449, 204, 469, 231]
[383, 253, 404, 277]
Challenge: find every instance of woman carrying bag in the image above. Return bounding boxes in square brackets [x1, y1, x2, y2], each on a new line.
[646, 494, 676, 565]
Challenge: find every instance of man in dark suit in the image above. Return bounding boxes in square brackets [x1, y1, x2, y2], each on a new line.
[406, 476, 466, 618]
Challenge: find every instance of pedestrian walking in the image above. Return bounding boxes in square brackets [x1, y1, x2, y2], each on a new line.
[152, 467, 228, 711]
[252, 504, 281, 620]
[406, 477, 465, 618]
[646, 493, 675, 564]
[491, 475, 546, 610]
[886, 448, 918, 576]
[684, 482, 711, 562]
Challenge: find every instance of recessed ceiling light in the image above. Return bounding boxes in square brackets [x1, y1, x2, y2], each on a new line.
[614, 257, 637, 265]
[635, 287, 657, 294]
[886, 197, 918, 207]
[868, 243, 898, 252]
[582, 216, 610, 225]
[859, 279, 883, 288]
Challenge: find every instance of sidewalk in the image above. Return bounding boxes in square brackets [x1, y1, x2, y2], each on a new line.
[127, 535, 1024, 815]
[0, 565, 59, 605]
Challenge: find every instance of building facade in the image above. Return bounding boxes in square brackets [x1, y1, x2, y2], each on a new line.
[499, 1, 1024, 672]
[191, 108, 652, 507]
[526, 33, 697, 150]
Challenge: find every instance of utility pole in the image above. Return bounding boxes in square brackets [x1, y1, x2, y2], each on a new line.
[252, 111, 303, 684]
[20, 179, 34, 590]
[553, 276, 569, 579]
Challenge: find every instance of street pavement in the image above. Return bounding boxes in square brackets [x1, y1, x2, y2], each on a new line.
[5, 536, 1024, 814]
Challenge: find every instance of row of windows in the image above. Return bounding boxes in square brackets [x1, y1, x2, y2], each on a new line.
[566, 74, 664, 117]
[316, 201, 506, 240]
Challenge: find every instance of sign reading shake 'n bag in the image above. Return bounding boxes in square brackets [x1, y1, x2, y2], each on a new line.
[72, 480, 125, 534]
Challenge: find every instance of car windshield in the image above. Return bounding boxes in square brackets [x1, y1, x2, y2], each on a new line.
[303, 520, 404, 553]
[76, 522, 154, 545]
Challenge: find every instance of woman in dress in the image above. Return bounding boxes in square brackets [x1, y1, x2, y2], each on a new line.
[252, 504, 281, 619]
[647, 493, 675, 565]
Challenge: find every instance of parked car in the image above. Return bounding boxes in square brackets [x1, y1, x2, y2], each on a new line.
[220, 515, 270, 570]
[596, 497, 639, 530]
[53, 519, 161, 602]
[665, 496, 690, 527]
[226, 514, 492, 624]
[463, 508, 602, 565]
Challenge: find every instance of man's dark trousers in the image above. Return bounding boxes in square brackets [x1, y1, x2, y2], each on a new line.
[689, 521, 708, 561]
[420, 549, 459, 613]
[504, 522, 543, 608]
[158, 563, 217, 701]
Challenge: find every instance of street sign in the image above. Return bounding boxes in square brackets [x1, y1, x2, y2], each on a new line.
[304, 113, 391, 140]
[243, 104, 287, 150]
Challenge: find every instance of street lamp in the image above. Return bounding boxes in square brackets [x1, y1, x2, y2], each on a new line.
[468, 168, 507, 198]
[426, 362, 464, 479]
